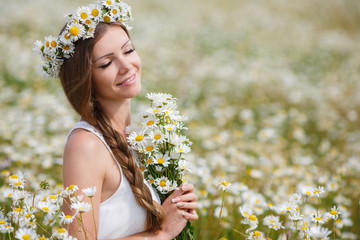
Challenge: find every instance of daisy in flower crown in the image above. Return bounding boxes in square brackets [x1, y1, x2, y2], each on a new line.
[34, 0, 198, 239]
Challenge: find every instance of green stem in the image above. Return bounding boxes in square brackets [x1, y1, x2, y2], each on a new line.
[79, 212, 89, 240]
[232, 228, 248, 237]
[90, 198, 98, 240]
[216, 190, 226, 240]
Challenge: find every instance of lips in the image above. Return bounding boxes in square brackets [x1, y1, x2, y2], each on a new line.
[116, 73, 136, 86]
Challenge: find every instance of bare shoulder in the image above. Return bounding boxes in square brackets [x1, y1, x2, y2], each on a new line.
[63, 128, 109, 186]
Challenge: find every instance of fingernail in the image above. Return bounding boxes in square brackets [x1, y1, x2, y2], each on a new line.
[172, 197, 181, 203]
[181, 185, 187, 191]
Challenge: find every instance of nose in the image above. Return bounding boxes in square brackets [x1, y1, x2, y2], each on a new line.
[116, 56, 132, 75]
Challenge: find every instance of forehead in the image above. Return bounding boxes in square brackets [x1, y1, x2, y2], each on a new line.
[92, 26, 129, 58]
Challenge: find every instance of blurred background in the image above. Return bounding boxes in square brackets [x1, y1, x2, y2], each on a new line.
[0, 0, 359, 239]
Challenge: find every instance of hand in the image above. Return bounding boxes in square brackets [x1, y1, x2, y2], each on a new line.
[159, 184, 198, 240]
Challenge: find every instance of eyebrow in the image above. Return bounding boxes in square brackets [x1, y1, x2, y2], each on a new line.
[93, 39, 131, 62]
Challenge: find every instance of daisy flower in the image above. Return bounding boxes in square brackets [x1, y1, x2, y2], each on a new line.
[153, 153, 170, 167]
[328, 205, 341, 220]
[247, 231, 265, 240]
[0, 225, 14, 234]
[309, 226, 332, 239]
[37, 201, 58, 215]
[15, 227, 37, 240]
[33, 40, 44, 55]
[311, 211, 326, 224]
[143, 140, 157, 155]
[101, 12, 113, 23]
[125, 123, 143, 135]
[43, 36, 59, 55]
[43, 214, 56, 227]
[177, 159, 191, 174]
[263, 215, 284, 230]
[312, 186, 326, 198]
[217, 180, 232, 191]
[74, 6, 91, 24]
[214, 206, 228, 218]
[289, 193, 302, 204]
[71, 201, 92, 213]
[88, 3, 102, 20]
[155, 176, 171, 194]
[127, 130, 146, 147]
[52, 228, 69, 239]
[82, 186, 97, 198]
[60, 212, 75, 225]
[66, 22, 86, 42]
[62, 185, 79, 197]
[142, 115, 157, 128]
[174, 144, 191, 154]
[148, 129, 166, 144]
[58, 30, 73, 45]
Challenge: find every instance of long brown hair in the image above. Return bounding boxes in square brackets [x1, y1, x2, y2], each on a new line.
[59, 21, 165, 232]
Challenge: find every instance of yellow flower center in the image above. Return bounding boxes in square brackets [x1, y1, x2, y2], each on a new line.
[15, 208, 22, 212]
[268, 203, 273, 207]
[249, 215, 257, 221]
[11, 175, 19, 179]
[70, 27, 80, 36]
[221, 181, 229, 186]
[135, 135, 144, 141]
[314, 190, 320, 194]
[58, 228, 67, 233]
[153, 109, 160, 113]
[15, 181, 23, 186]
[45, 41, 50, 47]
[315, 217, 322, 221]
[92, 9, 99, 17]
[39, 237, 47, 240]
[86, 19, 92, 25]
[26, 213, 32, 218]
[158, 158, 165, 164]
[330, 210, 338, 215]
[65, 215, 72, 219]
[336, 219, 342, 223]
[150, 179, 154, 184]
[50, 195, 57, 200]
[64, 33, 71, 40]
[106, 0, 112, 5]
[178, 148, 183, 152]
[50, 41, 57, 47]
[81, 12, 88, 19]
[64, 46, 70, 51]
[42, 207, 50, 212]
[146, 146, 154, 152]
[302, 226, 308, 230]
[154, 134, 161, 140]
[104, 16, 111, 23]
[112, 9, 118, 14]
[305, 191, 311, 195]
[147, 120, 154, 126]
[0, 220, 6, 224]
[22, 234, 31, 240]
[253, 232, 261, 236]
[160, 180, 166, 187]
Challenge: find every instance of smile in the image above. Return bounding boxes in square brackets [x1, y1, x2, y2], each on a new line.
[116, 74, 136, 87]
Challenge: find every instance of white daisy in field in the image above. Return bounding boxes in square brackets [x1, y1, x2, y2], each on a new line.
[311, 211, 326, 224]
[37, 201, 58, 215]
[153, 153, 170, 167]
[214, 206, 228, 218]
[125, 123, 143, 135]
[247, 231, 265, 240]
[52, 228, 69, 239]
[82, 186, 96, 198]
[326, 180, 339, 192]
[11, 190, 29, 203]
[289, 193, 302, 204]
[71, 201, 92, 213]
[217, 180, 231, 191]
[60, 212, 75, 225]
[289, 212, 304, 221]
[43, 214, 56, 227]
[328, 205, 341, 220]
[66, 22, 86, 42]
[263, 215, 284, 230]
[2, 189, 14, 198]
[145, 107, 162, 116]
[312, 186, 326, 198]
[63, 185, 79, 197]
[309, 226, 332, 239]
[0, 225, 13, 234]
[15, 227, 37, 240]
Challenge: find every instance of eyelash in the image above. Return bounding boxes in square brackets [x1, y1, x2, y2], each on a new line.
[99, 47, 136, 69]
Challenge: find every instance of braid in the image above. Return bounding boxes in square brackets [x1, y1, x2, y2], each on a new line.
[92, 101, 165, 231]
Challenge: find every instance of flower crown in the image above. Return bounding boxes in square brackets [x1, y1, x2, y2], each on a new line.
[33, 0, 133, 78]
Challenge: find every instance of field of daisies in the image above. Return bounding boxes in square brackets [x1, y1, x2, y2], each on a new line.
[1, 0, 360, 239]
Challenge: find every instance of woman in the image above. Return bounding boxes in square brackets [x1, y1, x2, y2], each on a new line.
[35, 1, 198, 239]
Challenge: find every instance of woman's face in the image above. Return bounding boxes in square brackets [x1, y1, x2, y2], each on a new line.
[91, 26, 141, 103]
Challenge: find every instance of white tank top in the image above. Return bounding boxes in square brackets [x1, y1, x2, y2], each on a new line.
[67, 121, 160, 239]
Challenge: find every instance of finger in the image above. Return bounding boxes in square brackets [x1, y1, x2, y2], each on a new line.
[176, 202, 198, 210]
[177, 192, 198, 202]
[183, 210, 198, 221]
[180, 183, 194, 193]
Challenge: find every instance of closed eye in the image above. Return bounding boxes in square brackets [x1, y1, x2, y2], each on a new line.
[99, 61, 112, 69]
[125, 48, 135, 54]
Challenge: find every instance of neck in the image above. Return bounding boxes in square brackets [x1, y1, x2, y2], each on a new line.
[96, 98, 132, 137]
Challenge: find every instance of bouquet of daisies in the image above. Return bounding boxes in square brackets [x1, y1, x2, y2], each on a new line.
[126, 93, 194, 239]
